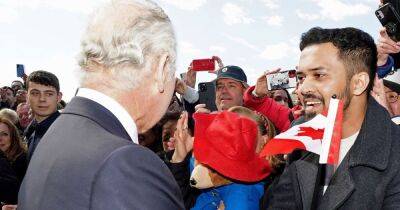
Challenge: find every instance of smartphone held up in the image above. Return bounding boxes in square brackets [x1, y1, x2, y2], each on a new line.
[376, 2, 400, 41]
[16, 64, 25, 78]
[190, 58, 216, 72]
[266, 70, 297, 91]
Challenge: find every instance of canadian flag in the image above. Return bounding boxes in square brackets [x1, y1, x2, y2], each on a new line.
[260, 98, 344, 165]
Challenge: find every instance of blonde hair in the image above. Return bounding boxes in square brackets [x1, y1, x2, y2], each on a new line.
[0, 108, 19, 125]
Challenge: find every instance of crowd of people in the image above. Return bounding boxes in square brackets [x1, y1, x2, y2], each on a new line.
[0, 0, 400, 210]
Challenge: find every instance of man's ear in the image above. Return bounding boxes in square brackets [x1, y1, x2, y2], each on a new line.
[57, 92, 63, 103]
[156, 53, 170, 94]
[351, 72, 370, 96]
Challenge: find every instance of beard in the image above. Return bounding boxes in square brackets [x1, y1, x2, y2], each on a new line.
[303, 82, 352, 120]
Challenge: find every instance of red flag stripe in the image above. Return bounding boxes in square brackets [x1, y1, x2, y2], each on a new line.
[327, 100, 344, 165]
[260, 139, 306, 157]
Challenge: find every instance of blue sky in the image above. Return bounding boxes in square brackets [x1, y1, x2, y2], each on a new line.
[0, 0, 381, 101]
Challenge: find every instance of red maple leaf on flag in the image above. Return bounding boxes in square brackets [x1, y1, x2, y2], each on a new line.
[296, 127, 324, 140]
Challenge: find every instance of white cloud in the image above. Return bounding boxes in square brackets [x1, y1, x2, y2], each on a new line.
[260, 0, 279, 9]
[316, 0, 371, 21]
[209, 46, 226, 53]
[259, 42, 298, 60]
[222, 3, 254, 25]
[222, 33, 260, 52]
[0, 53, 80, 102]
[0, 5, 18, 23]
[0, 0, 108, 23]
[263, 15, 283, 26]
[289, 36, 300, 46]
[179, 41, 203, 57]
[43, 55, 80, 101]
[296, 9, 320, 21]
[160, 0, 206, 10]
[299, 0, 372, 22]
[240, 66, 261, 85]
[25, 0, 107, 14]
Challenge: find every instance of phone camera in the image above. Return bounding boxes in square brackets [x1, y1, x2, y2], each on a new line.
[386, 22, 397, 34]
[199, 83, 207, 92]
[376, 10, 384, 19]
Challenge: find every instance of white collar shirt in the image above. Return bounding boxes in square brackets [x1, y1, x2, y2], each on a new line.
[76, 87, 138, 144]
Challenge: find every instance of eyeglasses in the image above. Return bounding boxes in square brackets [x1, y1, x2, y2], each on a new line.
[386, 91, 399, 103]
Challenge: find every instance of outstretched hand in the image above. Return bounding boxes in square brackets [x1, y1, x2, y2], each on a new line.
[184, 67, 197, 88]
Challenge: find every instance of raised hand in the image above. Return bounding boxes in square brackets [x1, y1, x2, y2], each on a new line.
[254, 68, 281, 97]
[377, 27, 400, 66]
[371, 74, 393, 116]
[171, 112, 194, 163]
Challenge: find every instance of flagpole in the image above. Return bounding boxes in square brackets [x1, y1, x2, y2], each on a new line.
[310, 96, 343, 209]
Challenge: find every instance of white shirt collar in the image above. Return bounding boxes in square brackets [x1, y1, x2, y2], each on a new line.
[76, 88, 138, 144]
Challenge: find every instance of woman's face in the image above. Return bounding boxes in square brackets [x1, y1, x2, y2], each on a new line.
[255, 131, 270, 154]
[0, 122, 11, 152]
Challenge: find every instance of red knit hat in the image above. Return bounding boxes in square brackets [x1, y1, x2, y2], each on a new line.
[193, 111, 271, 182]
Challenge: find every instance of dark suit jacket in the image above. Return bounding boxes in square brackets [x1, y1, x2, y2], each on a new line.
[266, 97, 400, 210]
[0, 151, 19, 205]
[18, 96, 184, 210]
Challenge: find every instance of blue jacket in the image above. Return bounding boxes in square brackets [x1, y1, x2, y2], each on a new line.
[191, 182, 264, 210]
[189, 157, 264, 210]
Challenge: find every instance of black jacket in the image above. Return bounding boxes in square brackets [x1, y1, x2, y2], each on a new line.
[0, 152, 19, 205]
[27, 111, 60, 162]
[266, 97, 400, 210]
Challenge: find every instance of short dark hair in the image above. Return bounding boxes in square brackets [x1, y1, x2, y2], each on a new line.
[12, 80, 24, 86]
[2, 86, 14, 95]
[26, 70, 60, 92]
[300, 27, 377, 93]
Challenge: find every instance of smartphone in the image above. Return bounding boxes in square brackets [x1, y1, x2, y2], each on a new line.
[376, 3, 400, 41]
[198, 82, 217, 111]
[191, 58, 215, 71]
[17, 64, 25, 77]
[267, 70, 297, 91]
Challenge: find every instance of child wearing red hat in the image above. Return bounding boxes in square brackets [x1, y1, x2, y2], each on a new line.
[190, 110, 272, 210]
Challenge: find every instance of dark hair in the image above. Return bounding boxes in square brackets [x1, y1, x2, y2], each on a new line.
[0, 117, 26, 162]
[12, 80, 24, 86]
[272, 89, 294, 108]
[26, 70, 60, 92]
[57, 100, 67, 110]
[2, 86, 15, 96]
[300, 27, 377, 93]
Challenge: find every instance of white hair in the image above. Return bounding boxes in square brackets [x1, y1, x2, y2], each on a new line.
[78, 0, 176, 90]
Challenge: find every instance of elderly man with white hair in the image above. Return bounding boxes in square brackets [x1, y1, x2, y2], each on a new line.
[17, 0, 184, 210]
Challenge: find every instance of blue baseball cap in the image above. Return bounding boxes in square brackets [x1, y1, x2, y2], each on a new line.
[215, 65, 248, 88]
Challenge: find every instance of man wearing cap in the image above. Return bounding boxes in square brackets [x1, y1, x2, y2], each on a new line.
[383, 79, 400, 124]
[372, 69, 400, 125]
[178, 65, 291, 132]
